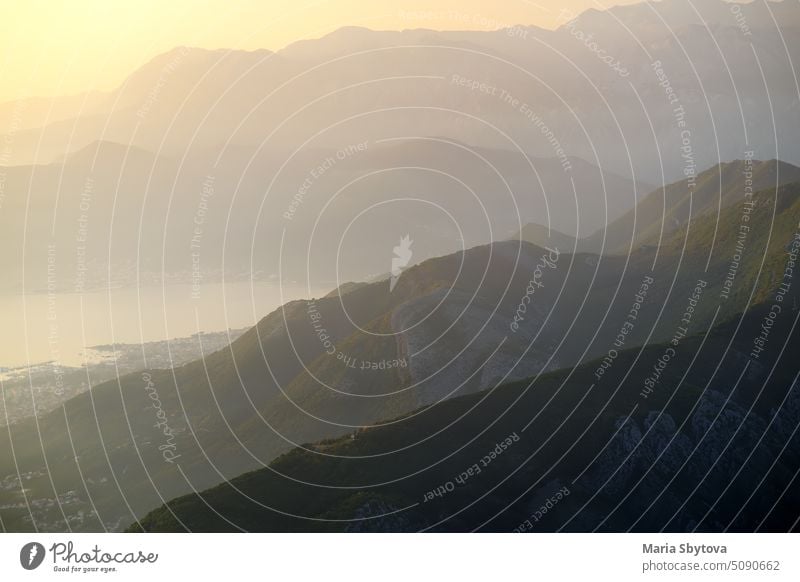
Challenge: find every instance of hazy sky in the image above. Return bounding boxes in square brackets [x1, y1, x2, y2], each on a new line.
[0, 0, 641, 103]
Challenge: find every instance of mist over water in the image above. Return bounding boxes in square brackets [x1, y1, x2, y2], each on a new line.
[0, 281, 325, 369]
[1, 0, 800, 552]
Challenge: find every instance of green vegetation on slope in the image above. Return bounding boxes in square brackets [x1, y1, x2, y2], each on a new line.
[132, 300, 800, 532]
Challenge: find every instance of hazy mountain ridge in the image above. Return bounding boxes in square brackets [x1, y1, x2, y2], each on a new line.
[1, 0, 796, 179]
[2, 0, 799, 535]
[3, 0, 797, 293]
[2, 170, 798, 531]
[131, 300, 800, 532]
[517, 158, 800, 254]
[0, 135, 650, 294]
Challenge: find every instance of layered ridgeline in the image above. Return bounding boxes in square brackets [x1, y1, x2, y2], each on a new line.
[516, 158, 800, 254]
[2, 0, 798, 180]
[132, 303, 800, 532]
[589, 158, 800, 254]
[0, 138, 648, 294]
[134, 183, 800, 532]
[3, 0, 800, 291]
[2, 169, 797, 532]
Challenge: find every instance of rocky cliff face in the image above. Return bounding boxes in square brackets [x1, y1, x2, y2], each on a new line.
[575, 380, 800, 531]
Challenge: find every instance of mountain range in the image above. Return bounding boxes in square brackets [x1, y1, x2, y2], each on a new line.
[133, 301, 800, 532]
[3, 0, 798, 294]
[518, 158, 800, 253]
[2, 0, 798, 535]
[2, 0, 798, 179]
[1, 158, 798, 532]
[133, 178, 800, 532]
